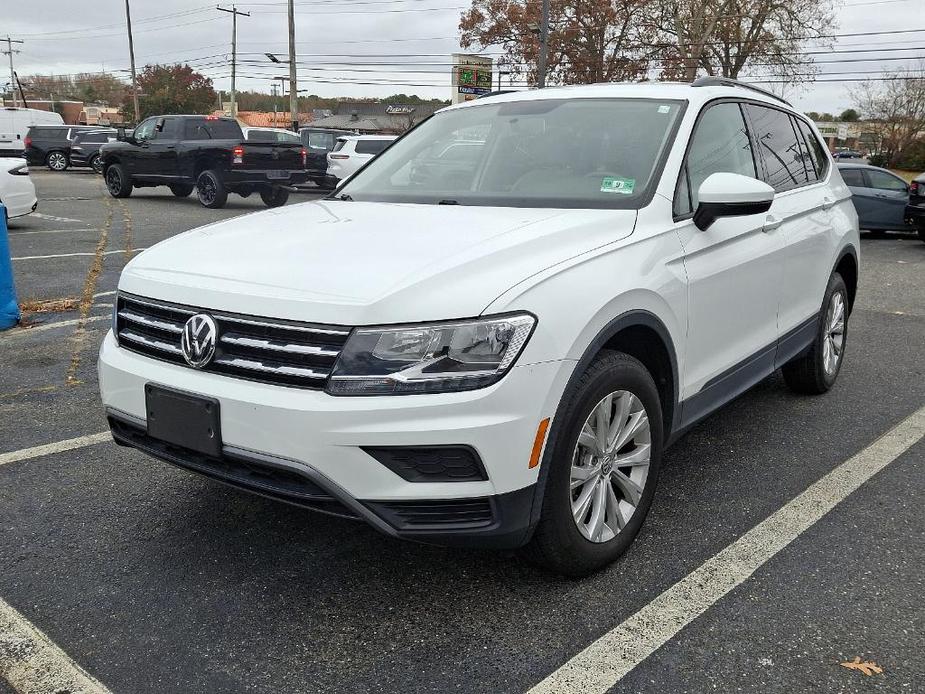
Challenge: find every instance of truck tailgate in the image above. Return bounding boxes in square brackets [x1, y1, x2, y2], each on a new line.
[240, 142, 304, 171]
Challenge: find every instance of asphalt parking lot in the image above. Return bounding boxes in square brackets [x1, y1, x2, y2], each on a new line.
[1, 170, 924, 694]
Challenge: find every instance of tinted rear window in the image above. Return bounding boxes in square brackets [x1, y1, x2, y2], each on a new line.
[839, 168, 865, 187]
[29, 127, 68, 139]
[78, 131, 115, 143]
[744, 104, 810, 192]
[183, 119, 242, 140]
[355, 139, 392, 155]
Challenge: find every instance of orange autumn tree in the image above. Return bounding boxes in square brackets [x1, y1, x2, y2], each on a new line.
[459, 0, 652, 87]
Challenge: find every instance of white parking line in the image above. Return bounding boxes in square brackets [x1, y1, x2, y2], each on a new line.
[12, 249, 146, 261]
[30, 212, 86, 224]
[0, 596, 111, 694]
[528, 404, 925, 694]
[8, 228, 102, 236]
[0, 432, 110, 468]
[0, 314, 110, 340]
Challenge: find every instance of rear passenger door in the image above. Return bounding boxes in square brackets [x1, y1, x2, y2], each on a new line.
[744, 104, 834, 356]
[863, 168, 910, 230]
[674, 101, 784, 413]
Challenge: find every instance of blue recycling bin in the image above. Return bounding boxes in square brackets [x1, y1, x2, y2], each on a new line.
[0, 205, 21, 329]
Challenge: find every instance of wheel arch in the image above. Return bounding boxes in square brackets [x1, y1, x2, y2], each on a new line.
[833, 244, 858, 314]
[525, 310, 680, 535]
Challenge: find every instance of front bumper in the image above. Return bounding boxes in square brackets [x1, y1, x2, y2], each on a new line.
[98, 331, 571, 547]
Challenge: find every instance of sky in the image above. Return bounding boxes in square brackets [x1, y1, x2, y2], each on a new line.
[3, 0, 922, 113]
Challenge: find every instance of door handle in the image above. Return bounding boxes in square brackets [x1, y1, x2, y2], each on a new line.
[821, 196, 835, 210]
[763, 215, 782, 232]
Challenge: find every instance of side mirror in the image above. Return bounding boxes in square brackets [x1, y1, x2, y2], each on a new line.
[116, 127, 127, 141]
[693, 172, 775, 231]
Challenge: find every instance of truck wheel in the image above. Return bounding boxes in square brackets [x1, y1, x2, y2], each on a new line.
[46, 151, 69, 171]
[170, 184, 194, 198]
[104, 164, 132, 198]
[260, 187, 289, 208]
[196, 170, 228, 209]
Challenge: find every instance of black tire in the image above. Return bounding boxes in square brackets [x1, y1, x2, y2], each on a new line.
[104, 164, 132, 198]
[46, 151, 69, 171]
[522, 351, 664, 577]
[89, 154, 104, 174]
[782, 272, 849, 395]
[170, 184, 194, 198]
[260, 187, 289, 208]
[196, 170, 228, 209]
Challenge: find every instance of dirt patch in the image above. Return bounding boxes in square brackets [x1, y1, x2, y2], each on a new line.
[19, 298, 80, 314]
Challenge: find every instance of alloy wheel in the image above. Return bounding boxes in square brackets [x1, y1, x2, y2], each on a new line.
[48, 152, 67, 170]
[823, 290, 846, 375]
[105, 168, 121, 195]
[570, 390, 651, 543]
[90, 155, 103, 174]
[198, 176, 216, 205]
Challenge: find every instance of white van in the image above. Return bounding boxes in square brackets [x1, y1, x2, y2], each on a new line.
[0, 107, 64, 158]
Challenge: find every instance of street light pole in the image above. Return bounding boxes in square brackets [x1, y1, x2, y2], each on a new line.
[536, 0, 549, 88]
[2, 37, 23, 107]
[217, 5, 250, 117]
[123, 0, 140, 122]
[287, 0, 299, 131]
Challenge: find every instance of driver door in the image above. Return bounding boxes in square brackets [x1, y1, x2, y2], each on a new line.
[126, 117, 156, 178]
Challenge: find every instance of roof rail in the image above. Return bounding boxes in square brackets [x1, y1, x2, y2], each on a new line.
[690, 77, 791, 107]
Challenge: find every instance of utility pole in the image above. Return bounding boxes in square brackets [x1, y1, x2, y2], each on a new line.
[123, 0, 140, 123]
[271, 82, 279, 125]
[2, 36, 23, 107]
[536, 0, 549, 88]
[217, 5, 250, 117]
[287, 0, 299, 131]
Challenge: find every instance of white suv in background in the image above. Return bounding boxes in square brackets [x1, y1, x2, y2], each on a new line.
[99, 79, 858, 576]
[326, 135, 397, 185]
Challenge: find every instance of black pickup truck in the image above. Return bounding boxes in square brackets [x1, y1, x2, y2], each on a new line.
[99, 115, 308, 208]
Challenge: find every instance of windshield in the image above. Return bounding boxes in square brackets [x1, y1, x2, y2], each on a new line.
[337, 98, 684, 208]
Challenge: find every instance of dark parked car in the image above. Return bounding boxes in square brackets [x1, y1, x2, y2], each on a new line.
[99, 114, 310, 208]
[69, 129, 118, 173]
[300, 127, 353, 189]
[833, 149, 863, 160]
[837, 163, 917, 235]
[24, 124, 102, 171]
[905, 172, 925, 242]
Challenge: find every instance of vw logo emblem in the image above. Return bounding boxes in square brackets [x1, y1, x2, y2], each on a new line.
[180, 314, 217, 368]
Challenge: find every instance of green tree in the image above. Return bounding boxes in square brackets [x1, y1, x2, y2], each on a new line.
[123, 64, 216, 121]
[839, 108, 860, 122]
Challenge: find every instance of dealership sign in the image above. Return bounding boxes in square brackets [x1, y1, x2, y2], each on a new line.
[452, 54, 494, 104]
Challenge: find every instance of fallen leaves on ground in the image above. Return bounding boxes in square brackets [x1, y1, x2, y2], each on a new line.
[840, 657, 883, 676]
[19, 297, 80, 314]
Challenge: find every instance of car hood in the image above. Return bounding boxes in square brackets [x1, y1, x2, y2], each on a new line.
[120, 200, 637, 325]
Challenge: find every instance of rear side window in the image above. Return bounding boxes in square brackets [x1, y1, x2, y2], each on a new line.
[246, 129, 275, 142]
[331, 139, 347, 153]
[29, 127, 68, 139]
[795, 119, 829, 180]
[839, 169, 865, 187]
[675, 102, 757, 216]
[183, 118, 243, 140]
[866, 169, 908, 191]
[355, 139, 391, 155]
[744, 104, 810, 192]
[305, 131, 336, 150]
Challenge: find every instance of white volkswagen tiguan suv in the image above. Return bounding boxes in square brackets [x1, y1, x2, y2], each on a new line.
[99, 79, 859, 576]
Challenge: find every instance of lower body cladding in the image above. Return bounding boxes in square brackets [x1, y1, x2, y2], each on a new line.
[98, 331, 571, 549]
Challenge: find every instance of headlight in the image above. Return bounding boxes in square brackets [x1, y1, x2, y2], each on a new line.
[326, 313, 536, 395]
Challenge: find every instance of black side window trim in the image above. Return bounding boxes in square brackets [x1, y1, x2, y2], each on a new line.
[672, 99, 759, 220]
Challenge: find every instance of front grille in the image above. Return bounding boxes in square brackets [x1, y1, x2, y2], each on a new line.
[109, 416, 360, 519]
[115, 293, 351, 389]
[368, 498, 495, 530]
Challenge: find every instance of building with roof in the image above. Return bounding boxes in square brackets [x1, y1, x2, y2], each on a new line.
[309, 101, 444, 134]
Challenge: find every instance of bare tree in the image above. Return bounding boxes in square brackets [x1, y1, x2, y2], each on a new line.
[650, 0, 834, 83]
[853, 65, 925, 166]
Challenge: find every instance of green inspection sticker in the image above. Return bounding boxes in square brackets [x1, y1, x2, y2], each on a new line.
[600, 176, 635, 194]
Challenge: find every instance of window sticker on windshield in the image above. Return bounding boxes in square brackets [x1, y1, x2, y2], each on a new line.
[657, 105, 671, 114]
[600, 176, 635, 195]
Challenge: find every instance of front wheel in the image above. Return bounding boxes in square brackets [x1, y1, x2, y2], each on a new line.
[522, 351, 663, 577]
[104, 164, 132, 198]
[196, 170, 228, 209]
[46, 151, 69, 171]
[89, 154, 104, 174]
[782, 272, 849, 394]
[260, 187, 289, 208]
